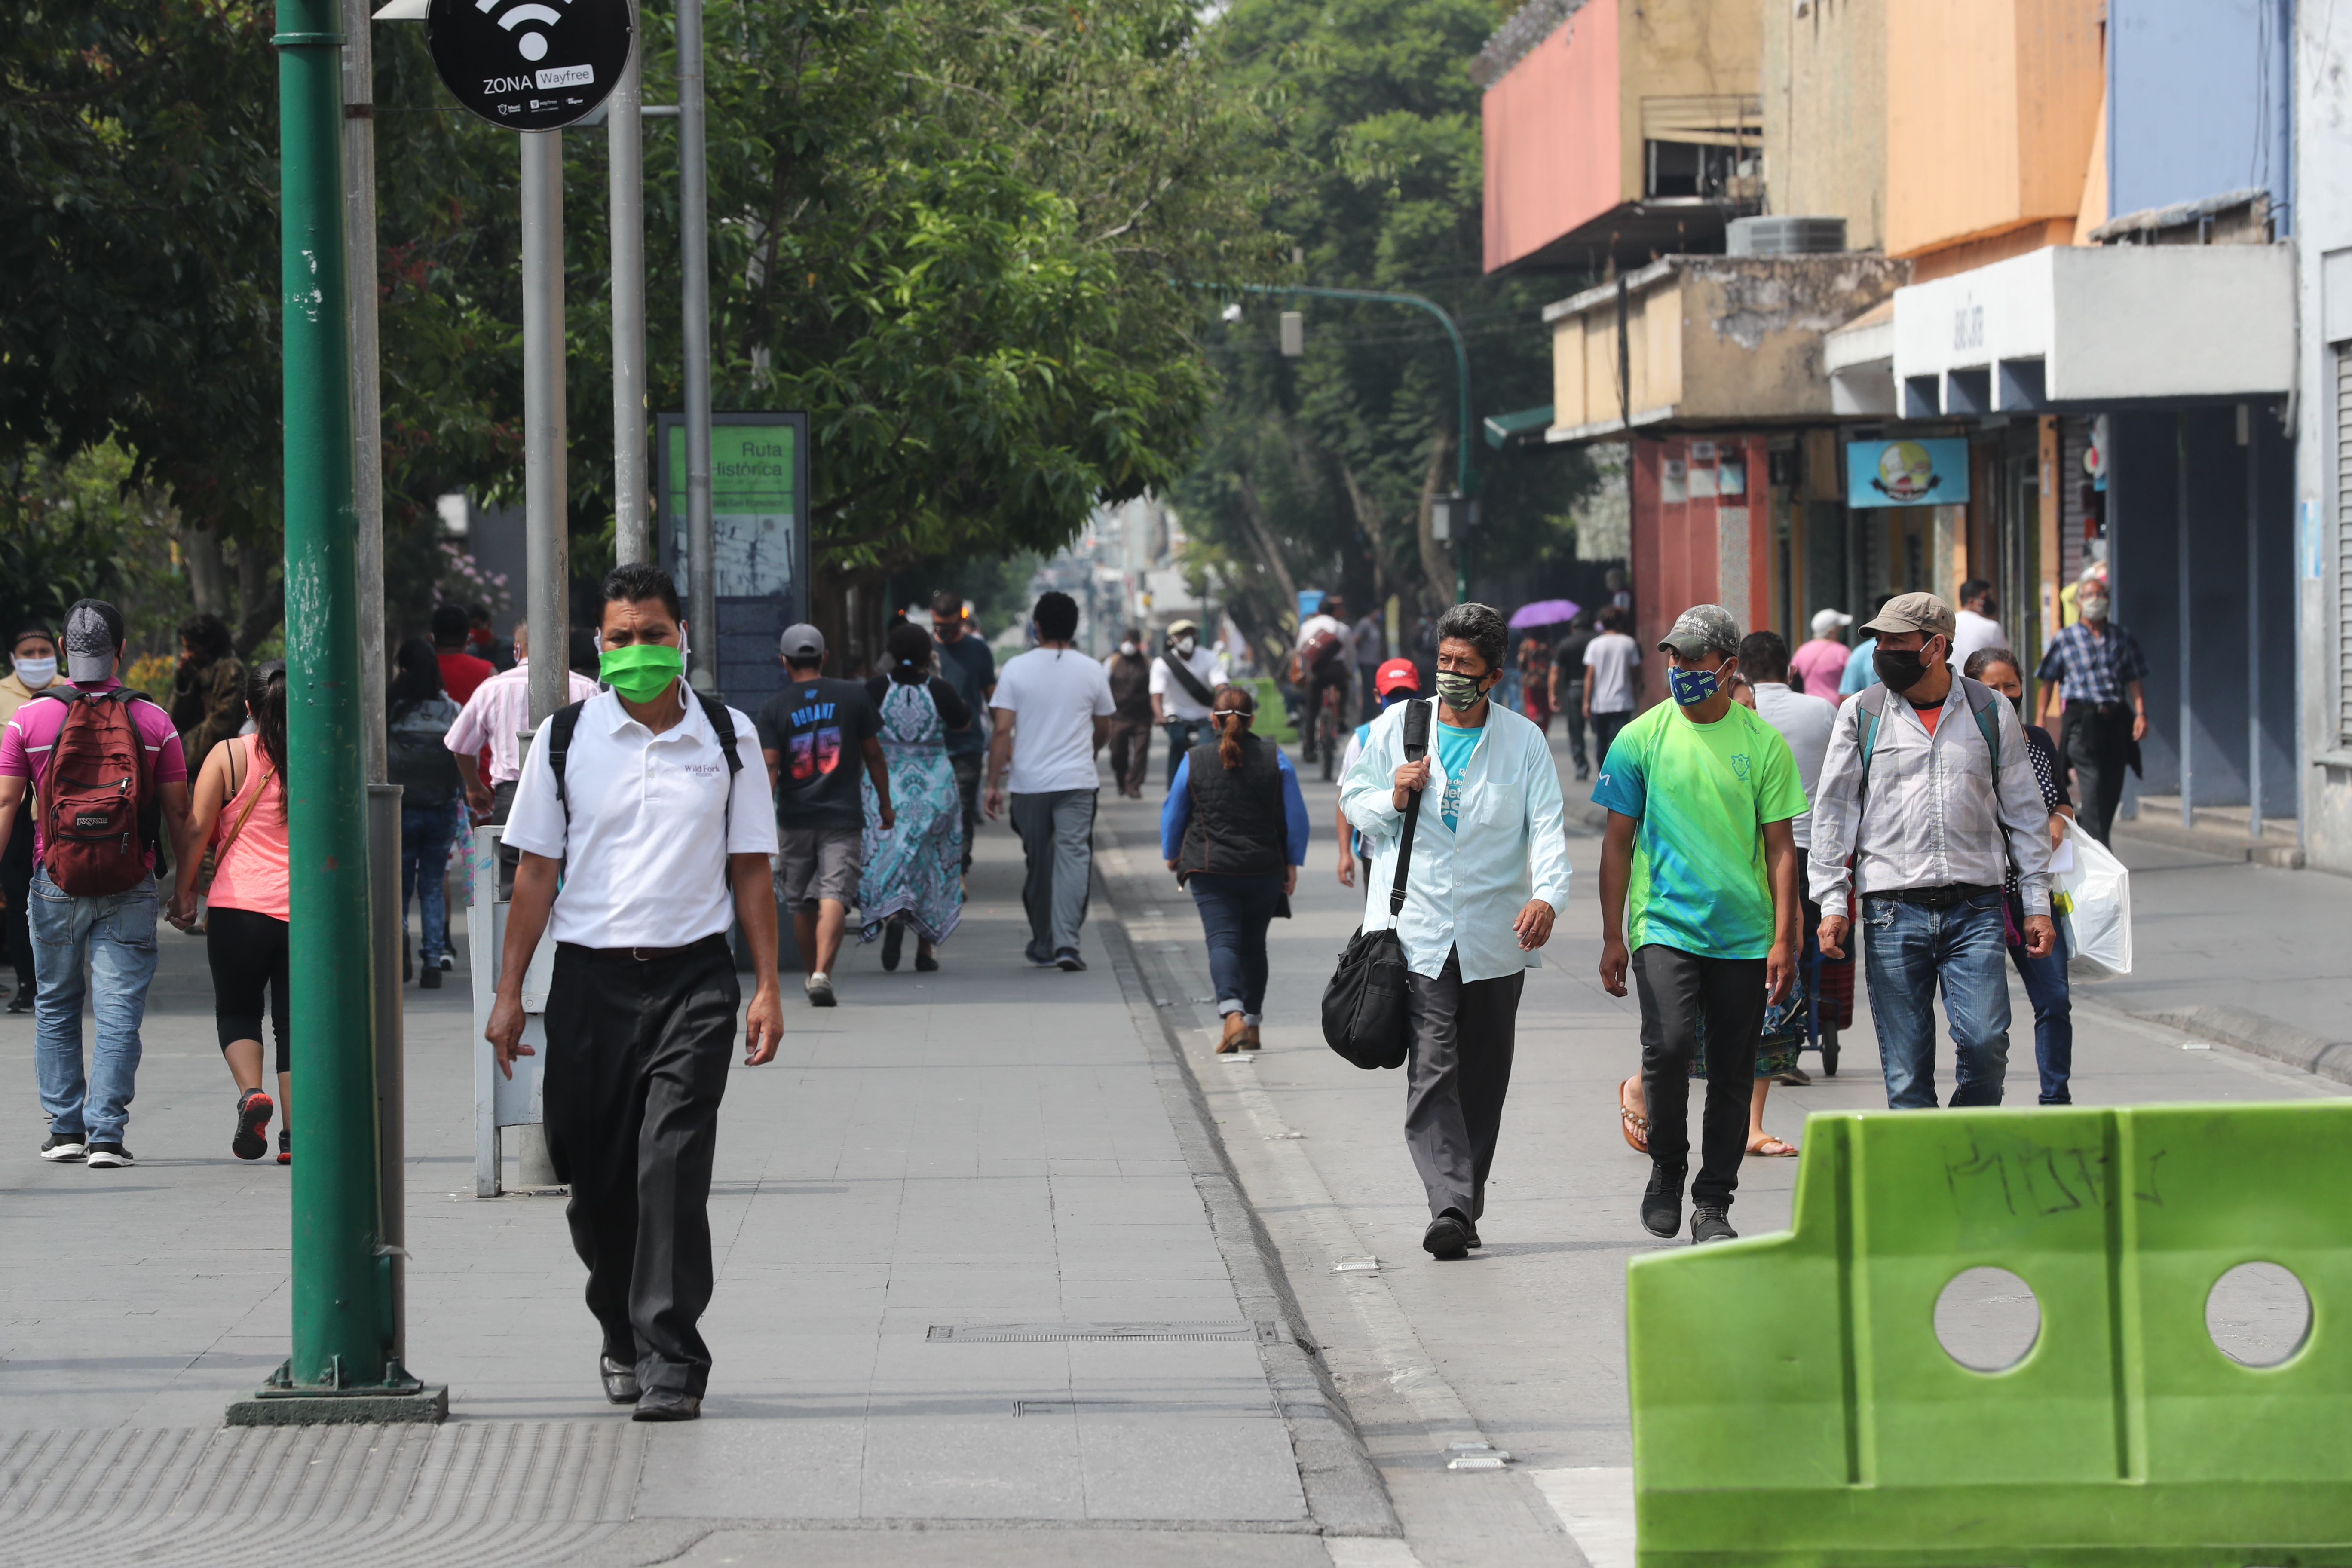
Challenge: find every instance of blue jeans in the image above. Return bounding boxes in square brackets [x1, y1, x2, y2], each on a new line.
[401, 798, 463, 965]
[2009, 916, 2073, 1105]
[1163, 718, 1210, 784]
[1188, 871, 1284, 1023]
[29, 866, 160, 1145]
[1860, 891, 2012, 1109]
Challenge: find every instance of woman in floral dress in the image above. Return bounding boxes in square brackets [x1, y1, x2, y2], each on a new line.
[859, 622, 972, 970]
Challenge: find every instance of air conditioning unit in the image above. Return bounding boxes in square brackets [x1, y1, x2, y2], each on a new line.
[1726, 216, 1847, 256]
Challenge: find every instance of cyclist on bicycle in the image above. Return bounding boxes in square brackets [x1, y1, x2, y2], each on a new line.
[1294, 593, 1356, 764]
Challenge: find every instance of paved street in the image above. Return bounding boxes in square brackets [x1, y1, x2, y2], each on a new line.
[1, 738, 2345, 1567]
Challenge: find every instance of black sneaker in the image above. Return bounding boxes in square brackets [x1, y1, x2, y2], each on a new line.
[1691, 1205, 1738, 1245]
[1054, 949, 1085, 972]
[881, 919, 905, 972]
[600, 1354, 642, 1405]
[39, 1133, 85, 1162]
[1422, 1208, 1472, 1260]
[7, 992, 33, 1014]
[277, 1128, 291, 1167]
[232, 1089, 275, 1161]
[420, 967, 442, 990]
[1641, 1165, 1686, 1239]
[914, 952, 939, 973]
[86, 1142, 135, 1169]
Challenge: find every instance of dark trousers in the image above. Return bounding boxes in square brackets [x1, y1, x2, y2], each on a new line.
[1163, 718, 1210, 785]
[1106, 718, 1152, 796]
[1591, 709, 1632, 768]
[1188, 871, 1283, 1020]
[1403, 946, 1526, 1221]
[2064, 702, 2133, 844]
[1561, 682, 1588, 769]
[2009, 912, 2073, 1105]
[2, 802, 32, 992]
[948, 752, 983, 871]
[1633, 944, 1765, 1210]
[542, 934, 739, 1397]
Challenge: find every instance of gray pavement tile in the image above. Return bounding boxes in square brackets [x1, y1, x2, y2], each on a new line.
[669, 1526, 1332, 1566]
[1075, 1416, 1310, 1522]
[854, 1414, 1089, 1519]
[633, 1417, 866, 1519]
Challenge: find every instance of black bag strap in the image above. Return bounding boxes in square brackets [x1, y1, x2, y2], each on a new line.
[1160, 651, 1217, 707]
[550, 689, 742, 836]
[1387, 699, 1431, 919]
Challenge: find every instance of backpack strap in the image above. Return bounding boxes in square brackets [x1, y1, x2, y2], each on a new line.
[1388, 699, 1431, 919]
[545, 699, 590, 812]
[1956, 674, 2002, 775]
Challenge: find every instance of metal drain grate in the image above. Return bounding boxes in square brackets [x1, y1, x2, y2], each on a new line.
[928, 1321, 1279, 1344]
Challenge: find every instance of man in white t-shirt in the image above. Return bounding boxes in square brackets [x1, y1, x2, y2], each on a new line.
[1294, 592, 1356, 762]
[1148, 617, 1227, 786]
[985, 591, 1115, 971]
[1952, 578, 2006, 668]
[1582, 603, 1642, 763]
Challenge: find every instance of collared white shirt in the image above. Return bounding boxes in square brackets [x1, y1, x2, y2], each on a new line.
[1339, 700, 1574, 983]
[501, 685, 777, 949]
[1146, 646, 1228, 721]
[443, 658, 601, 786]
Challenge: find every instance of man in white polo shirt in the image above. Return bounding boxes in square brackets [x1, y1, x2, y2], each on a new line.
[486, 563, 783, 1423]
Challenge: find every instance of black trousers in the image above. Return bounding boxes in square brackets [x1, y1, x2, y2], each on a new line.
[1106, 717, 1152, 795]
[949, 752, 983, 872]
[542, 933, 739, 1397]
[1403, 946, 1526, 1222]
[1633, 944, 1765, 1210]
[2064, 701, 2133, 845]
[2, 796, 32, 991]
[207, 906, 291, 1070]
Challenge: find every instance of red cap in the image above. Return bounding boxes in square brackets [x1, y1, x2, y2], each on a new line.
[1375, 658, 1420, 695]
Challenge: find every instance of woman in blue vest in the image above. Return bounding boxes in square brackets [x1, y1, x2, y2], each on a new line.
[1160, 684, 1310, 1053]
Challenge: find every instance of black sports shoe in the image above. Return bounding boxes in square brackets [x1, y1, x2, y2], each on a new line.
[631, 1388, 701, 1422]
[1641, 1165, 1686, 1239]
[881, 919, 905, 972]
[232, 1089, 275, 1161]
[600, 1354, 642, 1405]
[86, 1142, 135, 1169]
[1422, 1208, 1472, 1260]
[39, 1133, 85, 1162]
[7, 992, 34, 1014]
[277, 1128, 291, 1167]
[1054, 949, 1085, 972]
[420, 967, 442, 990]
[1690, 1206, 1738, 1245]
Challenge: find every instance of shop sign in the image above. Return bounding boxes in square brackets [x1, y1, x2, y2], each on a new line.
[1845, 438, 1969, 508]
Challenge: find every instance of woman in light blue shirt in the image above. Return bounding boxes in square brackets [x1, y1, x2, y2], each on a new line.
[1339, 603, 1574, 1262]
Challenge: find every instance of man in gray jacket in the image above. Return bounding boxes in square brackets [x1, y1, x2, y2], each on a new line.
[1808, 593, 2055, 1109]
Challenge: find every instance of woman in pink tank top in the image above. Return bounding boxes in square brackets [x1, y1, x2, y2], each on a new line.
[170, 662, 294, 1164]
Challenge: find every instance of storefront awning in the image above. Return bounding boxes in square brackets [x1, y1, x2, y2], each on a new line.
[1483, 405, 1556, 449]
[1889, 243, 2292, 416]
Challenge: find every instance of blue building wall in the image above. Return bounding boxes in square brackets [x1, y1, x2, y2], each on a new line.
[2108, 0, 2291, 226]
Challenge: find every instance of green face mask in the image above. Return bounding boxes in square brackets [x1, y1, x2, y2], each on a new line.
[1434, 670, 1487, 711]
[599, 641, 684, 703]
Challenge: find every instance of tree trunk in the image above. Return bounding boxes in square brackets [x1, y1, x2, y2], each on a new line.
[183, 523, 231, 619]
[229, 531, 284, 657]
[1231, 472, 1300, 618]
[1414, 433, 1454, 612]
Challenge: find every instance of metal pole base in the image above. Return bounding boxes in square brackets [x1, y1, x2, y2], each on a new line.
[225, 1359, 449, 1427]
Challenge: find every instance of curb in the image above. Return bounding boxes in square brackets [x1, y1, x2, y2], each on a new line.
[2110, 820, 2306, 869]
[1091, 859, 1404, 1541]
[2128, 1001, 2352, 1089]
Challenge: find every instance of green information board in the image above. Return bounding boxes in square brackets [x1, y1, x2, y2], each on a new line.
[657, 411, 811, 705]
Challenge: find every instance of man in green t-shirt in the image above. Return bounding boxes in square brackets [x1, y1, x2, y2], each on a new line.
[1592, 604, 1803, 1245]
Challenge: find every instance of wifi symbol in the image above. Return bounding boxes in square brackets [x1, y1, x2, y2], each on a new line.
[475, 0, 568, 62]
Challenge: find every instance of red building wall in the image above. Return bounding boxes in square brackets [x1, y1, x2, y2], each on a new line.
[1628, 434, 1773, 706]
[1481, 0, 1621, 272]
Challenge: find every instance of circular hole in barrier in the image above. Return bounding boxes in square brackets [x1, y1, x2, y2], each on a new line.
[1934, 1266, 2040, 1373]
[2206, 1261, 2312, 1368]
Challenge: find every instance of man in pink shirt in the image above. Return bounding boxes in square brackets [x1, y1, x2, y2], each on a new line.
[442, 620, 600, 824]
[0, 600, 199, 1167]
[1788, 609, 1854, 703]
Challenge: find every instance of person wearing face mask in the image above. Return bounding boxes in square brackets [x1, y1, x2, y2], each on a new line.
[1101, 628, 1154, 799]
[1951, 578, 2006, 668]
[2033, 576, 2147, 845]
[1161, 685, 1310, 1053]
[1340, 603, 1573, 1261]
[487, 563, 784, 1422]
[1593, 606, 1805, 1245]
[0, 623, 58, 1013]
[1808, 593, 2057, 1113]
[1149, 618, 1228, 787]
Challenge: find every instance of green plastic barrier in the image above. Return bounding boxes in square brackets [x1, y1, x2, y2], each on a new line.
[1627, 1102, 2352, 1567]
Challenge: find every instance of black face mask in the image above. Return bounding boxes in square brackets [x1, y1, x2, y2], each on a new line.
[1874, 646, 1928, 694]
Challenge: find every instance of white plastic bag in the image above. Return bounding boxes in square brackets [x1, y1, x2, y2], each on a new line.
[2052, 816, 2132, 974]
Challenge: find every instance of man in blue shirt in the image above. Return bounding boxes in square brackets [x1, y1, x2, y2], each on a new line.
[1840, 592, 1896, 696]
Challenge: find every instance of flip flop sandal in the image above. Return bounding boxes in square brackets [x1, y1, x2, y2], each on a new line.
[1747, 1135, 1800, 1158]
[1618, 1076, 1650, 1154]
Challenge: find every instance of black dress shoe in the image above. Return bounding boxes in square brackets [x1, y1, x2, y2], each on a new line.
[881, 918, 905, 972]
[1463, 1217, 1482, 1249]
[1422, 1208, 1472, 1260]
[631, 1387, 701, 1422]
[1642, 1164, 1686, 1240]
[600, 1355, 641, 1405]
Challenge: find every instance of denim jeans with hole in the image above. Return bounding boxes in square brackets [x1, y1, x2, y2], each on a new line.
[1860, 890, 2012, 1109]
[30, 866, 160, 1145]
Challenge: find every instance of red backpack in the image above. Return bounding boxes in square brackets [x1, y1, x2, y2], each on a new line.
[37, 688, 158, 897]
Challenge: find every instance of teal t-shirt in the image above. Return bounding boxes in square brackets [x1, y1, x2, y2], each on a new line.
[1589, 701, 1806, 959]
[1434, 720, 1481, 830]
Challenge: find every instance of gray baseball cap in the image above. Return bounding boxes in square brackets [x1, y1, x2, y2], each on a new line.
[64, 599, 125, 685]
[1657, 603, 1741, 660]
[778, 623, 825, 659]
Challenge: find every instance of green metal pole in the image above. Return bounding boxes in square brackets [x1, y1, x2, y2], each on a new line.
[275, 0, 385, 1388]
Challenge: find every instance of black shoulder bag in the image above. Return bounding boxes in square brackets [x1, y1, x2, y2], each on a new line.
[1320, 699, 1430, 1070]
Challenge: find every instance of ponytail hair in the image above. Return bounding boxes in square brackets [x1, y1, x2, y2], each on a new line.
[247, 660, 290, 784]
[1211, 683, 1255, 770]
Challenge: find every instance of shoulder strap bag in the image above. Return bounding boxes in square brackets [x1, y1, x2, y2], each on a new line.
[196, 737, 266, 895]
[1159, 650, 1217, 708]
[1320, 700, 1430, 1070]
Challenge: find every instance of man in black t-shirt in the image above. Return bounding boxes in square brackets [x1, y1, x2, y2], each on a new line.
[930, 591, 997, 873]
[755, 625, 893, 1007]
[1549, 612, 1598, 780]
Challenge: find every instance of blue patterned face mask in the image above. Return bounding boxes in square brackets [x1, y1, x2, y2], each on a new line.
[1668, 663, 1722, 707]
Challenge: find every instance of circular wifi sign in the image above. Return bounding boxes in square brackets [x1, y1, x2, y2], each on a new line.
[427, 0, 633, 132]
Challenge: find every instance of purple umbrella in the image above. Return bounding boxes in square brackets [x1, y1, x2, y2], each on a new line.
[1508, 598, 1581, 631]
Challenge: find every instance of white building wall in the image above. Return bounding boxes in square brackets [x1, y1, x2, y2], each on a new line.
[2296, 15, 2352, 872]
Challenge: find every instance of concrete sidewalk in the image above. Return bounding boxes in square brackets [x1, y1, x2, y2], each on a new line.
[0, 823, 1394, 1566]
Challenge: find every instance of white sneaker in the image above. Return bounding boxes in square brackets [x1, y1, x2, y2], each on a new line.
[39, 1134, 85, 1162]
[85, 1142, 135, 1168]
[805, 972, 837, 1008]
